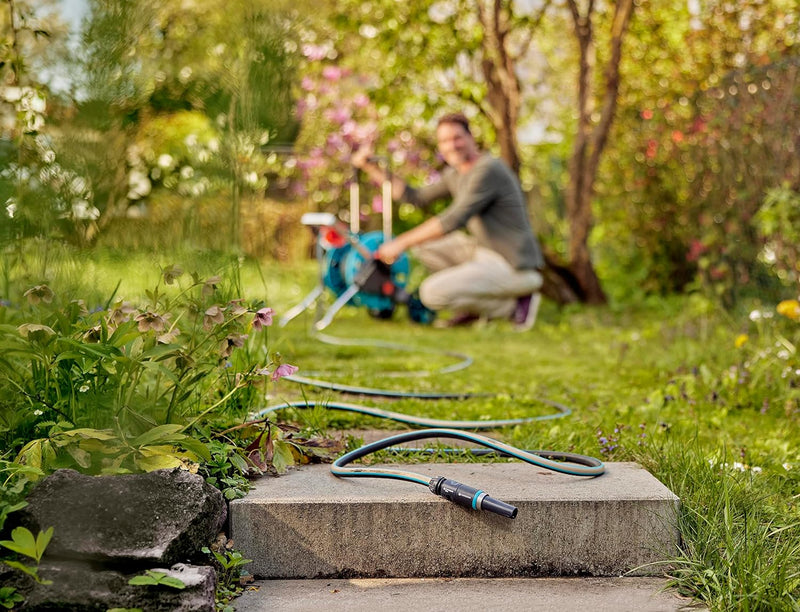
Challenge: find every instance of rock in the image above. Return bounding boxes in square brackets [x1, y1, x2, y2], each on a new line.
[19, 560, 216, 611]
[16, 468, 226, 566]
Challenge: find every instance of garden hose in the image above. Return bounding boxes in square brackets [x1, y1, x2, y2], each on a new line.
[257, 329, 605, 519]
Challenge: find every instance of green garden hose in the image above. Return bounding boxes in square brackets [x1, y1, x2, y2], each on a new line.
[256, 329, 605, 519]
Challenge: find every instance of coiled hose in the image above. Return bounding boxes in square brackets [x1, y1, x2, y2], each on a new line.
[256, 329, 604, 519]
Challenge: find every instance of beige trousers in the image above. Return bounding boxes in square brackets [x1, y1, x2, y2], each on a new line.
[412, 232, 543, 319]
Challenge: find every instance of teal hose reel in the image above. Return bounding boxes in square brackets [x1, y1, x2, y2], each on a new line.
[280, 162, 433, 329]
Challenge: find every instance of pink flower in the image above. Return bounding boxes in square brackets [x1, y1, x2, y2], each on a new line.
[271, 364, 299, 381]
[302, 44, 328, 61]
[325, 107, 351, 124]
[353, 93, 370, 108]
[252, 307, 274, 330]
[219, 333, 248, 358]
[686, 239, 707, 262]
[135, 311, 170, 332]
[322, 65, 342, 82]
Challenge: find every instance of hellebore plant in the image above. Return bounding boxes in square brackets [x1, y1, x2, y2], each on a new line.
[0, 264, 299, 478]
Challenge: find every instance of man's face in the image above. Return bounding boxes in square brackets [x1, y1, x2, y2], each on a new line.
[436, 121, 478, 169]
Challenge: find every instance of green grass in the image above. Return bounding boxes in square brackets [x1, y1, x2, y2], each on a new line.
[4, 245, 800, 610]
[265, 262, 800, 611]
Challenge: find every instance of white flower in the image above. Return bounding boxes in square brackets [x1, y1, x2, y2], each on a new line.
[157, 153, 174, 169]
[72, 200, 100, 220]
[748, 310, 762, 321]
[79, 384, 90, 392]
[70, 176, 88, 196]
[732, 462, 747, 472]
[783, 463, 793, 471]
[128, 169, 152, 199]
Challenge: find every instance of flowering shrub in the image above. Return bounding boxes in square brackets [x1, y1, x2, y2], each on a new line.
[265, 47, 443, 233]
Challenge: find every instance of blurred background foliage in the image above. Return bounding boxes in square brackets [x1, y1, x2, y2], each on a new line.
[1, 0, 799, 306]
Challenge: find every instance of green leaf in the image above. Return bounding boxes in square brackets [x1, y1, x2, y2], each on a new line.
[178, 437, 212, 462]
[16, 439, 43, 470]
[2, 560, 41, 581]
[35, 527, 54, 561]
[158, 575, 187, 589]
[134, 449, 184, 472]
[271, 439, 295, 474]
[66, 445, 93, 469]
[57, 428, 117, 441]
[129, 570, 186, 589]
[0, 527, 36, 559]
[227, 452, 249, 474]
[128, 424, 184, 447]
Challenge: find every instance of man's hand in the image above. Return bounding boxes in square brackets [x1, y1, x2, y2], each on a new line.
[376, 239, 405, 265]
[350, 143, 375, 169]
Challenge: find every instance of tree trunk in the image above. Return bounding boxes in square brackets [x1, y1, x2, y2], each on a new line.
[478, 0, 522, 175]
[564, 0, 635, 305]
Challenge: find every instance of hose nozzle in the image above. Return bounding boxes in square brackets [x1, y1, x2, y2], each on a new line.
[429, 476, 517, 519]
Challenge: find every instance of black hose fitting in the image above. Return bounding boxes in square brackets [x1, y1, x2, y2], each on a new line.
[429, 476, 518, 519]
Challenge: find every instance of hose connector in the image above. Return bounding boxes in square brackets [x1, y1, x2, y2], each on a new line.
[429, 476, 518, 519]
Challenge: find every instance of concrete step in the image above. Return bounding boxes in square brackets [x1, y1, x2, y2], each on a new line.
[233, 577, 702, 612]
[230, 462, 679, 579]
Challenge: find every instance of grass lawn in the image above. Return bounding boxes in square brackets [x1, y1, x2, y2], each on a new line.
[263, 257, 800, 611]
[3, 246, 800, 610]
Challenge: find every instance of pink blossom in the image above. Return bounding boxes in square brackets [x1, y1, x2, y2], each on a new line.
[324, 107, 351, 125]
[353, 93, 370, 108]
[686, 240, 707, 262]
[340, 120, 357, 136]
[301, 76, 316, 91]
[220, 333, 248, 358]
[302, 44, 328, 61]
[326, 133, 345, 151]
[372, 194, 383, 213]
[271, 364, 299, 381]
[135, 311, 170, 332]
[252, 307, 274, 331]
[322, 65, 343, 82]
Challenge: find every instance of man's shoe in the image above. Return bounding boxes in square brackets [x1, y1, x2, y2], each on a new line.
[433, 312, 481, 329]
[512, 293, 541, 331]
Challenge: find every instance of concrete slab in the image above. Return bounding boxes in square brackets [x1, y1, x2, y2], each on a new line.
[233, 577, 703, 612]
[230, 462, 679, 579]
